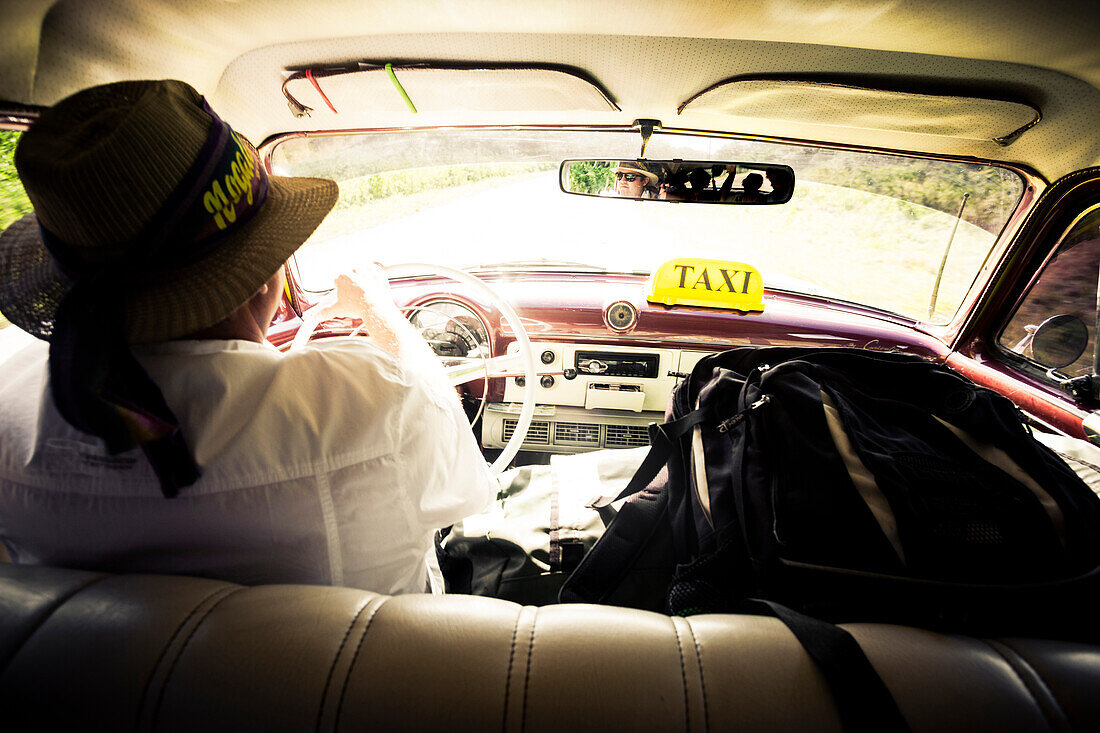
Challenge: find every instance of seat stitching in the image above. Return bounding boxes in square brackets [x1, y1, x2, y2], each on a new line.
[672, 618, 691, 732]
[501, 607, 523, 733]
[315, 595, 374, 733]
[149, 585, 247, 730]
[520, 606, 539, 733]
[332, 595, 388, 730]
[685, 618, 709, 733]
[0, 571, 110, 677]
[136, 583, 238, 731]
[984, 638, 1071, 733]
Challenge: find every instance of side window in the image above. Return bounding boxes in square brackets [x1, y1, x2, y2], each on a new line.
[1, 130, 31, 334]
[999, 205, 1100, 380]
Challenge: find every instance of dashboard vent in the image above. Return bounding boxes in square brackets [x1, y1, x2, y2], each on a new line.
[503, 419, 549, 445]
[606, 424, 650, 448]
[554, 422, 600, 445]
[501, 418, 650, 450]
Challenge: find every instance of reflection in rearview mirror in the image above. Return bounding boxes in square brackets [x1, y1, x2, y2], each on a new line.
[559, 159, 795, 204]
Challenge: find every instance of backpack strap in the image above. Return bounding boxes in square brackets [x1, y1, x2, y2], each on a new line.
[549, 476, 564, 570]
[559, 480, 670, 606]
[742, 599, 911, 733]
[587, 405, 713, 510]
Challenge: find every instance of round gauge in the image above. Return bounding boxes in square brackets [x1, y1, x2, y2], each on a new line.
[406, 300, 490, 359]
[605, 301, 638, 332]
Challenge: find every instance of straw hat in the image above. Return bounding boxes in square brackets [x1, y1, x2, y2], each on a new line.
[0, 79, 338, 343]
[613, 161, 658, 184]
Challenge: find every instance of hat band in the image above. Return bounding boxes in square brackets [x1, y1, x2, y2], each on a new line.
[39, 100, 270, 278]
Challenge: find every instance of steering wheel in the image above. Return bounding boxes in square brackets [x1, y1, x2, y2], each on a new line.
[289, 263, 538, 476]
[398, 302, 493, 428]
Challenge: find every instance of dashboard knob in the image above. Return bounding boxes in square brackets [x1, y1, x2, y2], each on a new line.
[540, 375, 555, 389]
[563, 368, 578, 380]
[515, 376, 526, 387]
[541, 350, 555, 364]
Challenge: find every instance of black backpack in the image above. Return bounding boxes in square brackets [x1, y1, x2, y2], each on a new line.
[561, 346, 1100, 732]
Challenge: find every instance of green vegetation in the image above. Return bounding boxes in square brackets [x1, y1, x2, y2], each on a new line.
[305, 164, 556, 247]
[819, 164, 1018, 235]
[273, 132, 567, 181]
[699, 142, 1022, 236]
[333, 163, 554, 212]
[567, 160, 614, 195]
[0, 131, 32, 230]
[0, 131, 29, 327]
[793, 156, 1019, 235]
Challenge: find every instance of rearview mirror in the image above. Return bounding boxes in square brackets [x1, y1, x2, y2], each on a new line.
[559, 159, 795, 204]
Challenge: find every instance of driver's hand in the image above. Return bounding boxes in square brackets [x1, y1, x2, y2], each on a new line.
[312, 265, 401, 324]
[306, 266, 441, 372]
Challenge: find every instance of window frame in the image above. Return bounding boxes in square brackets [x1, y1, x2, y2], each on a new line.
[994, 202, 1100, 395]
[977, 175, 1100, 411]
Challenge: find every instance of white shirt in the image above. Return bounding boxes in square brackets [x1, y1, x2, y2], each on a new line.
[0, 337, 495, 594]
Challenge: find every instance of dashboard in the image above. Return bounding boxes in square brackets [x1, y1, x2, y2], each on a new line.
[271, 270, 953, 460]
[371, 271, 951, 460]
[480, 342, 714, 454]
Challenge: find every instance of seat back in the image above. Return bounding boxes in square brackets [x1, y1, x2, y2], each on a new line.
[1, 563, 1097, 732]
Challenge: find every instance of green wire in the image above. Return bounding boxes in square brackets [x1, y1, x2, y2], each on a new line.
[385, 63, 418, 113]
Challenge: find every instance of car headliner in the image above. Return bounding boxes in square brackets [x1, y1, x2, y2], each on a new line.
[0, 0, 1097, 181]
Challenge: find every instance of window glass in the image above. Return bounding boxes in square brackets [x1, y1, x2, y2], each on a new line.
[271, 129, 1024, 324]
[0, 130, 31, 230]
[0, 130, 32, 332]
[999, 205, 1100, 379]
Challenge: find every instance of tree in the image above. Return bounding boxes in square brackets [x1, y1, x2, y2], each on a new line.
[568, 160, 615, 195]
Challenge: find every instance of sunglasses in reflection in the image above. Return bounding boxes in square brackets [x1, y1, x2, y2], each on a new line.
[615, 172, 645, 182]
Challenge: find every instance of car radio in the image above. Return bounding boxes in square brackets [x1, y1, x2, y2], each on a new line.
[575, 351, 659, 378]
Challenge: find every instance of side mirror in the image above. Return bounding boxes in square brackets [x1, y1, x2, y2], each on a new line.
[1031, 314, 1089, 369]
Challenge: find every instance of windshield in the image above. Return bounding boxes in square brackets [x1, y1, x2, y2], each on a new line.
[271, 130, 1024, 323]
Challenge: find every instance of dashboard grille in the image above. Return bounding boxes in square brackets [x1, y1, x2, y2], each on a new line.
[605, 424, 650, 448]
[555, 422, 600, 445]
[503, 419, 549, 444]
[500, 418, 648, 450]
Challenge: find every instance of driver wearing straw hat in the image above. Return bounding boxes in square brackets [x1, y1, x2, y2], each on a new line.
[613, 161, 658, 198]
[0, 80, 494, 593]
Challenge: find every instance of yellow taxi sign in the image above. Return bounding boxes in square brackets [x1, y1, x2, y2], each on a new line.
[646, 259, 765, 312]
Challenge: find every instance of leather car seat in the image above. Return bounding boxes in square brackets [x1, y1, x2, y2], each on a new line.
[1, 563, 1097, 731]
